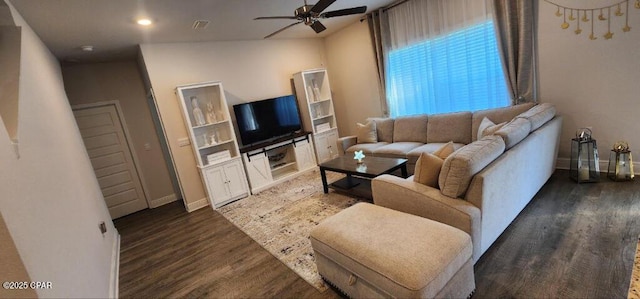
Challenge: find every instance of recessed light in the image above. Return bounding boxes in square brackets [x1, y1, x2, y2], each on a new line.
[80, 45, 94, 52]
[137, 19, 152, 26]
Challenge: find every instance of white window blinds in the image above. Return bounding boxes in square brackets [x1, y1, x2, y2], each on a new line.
[384, 0, 510, 117]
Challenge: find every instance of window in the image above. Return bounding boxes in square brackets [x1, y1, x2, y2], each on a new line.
[385, 21, 509, 118]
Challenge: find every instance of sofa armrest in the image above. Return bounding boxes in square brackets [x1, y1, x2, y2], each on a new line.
[337, 136, 357, 154]
[372, 174, 482, 261]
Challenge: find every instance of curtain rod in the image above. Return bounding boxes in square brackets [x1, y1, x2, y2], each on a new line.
[360, 0, 409, 22]
[383, 0, 409, 12]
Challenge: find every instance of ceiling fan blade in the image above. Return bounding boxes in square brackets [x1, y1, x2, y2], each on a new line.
[321, 6, 367, 18]
[310, 21, 326, 34]
[310, 0, 336, 14]
[264, 21, 303, 38]
[254, 16, 298, 20]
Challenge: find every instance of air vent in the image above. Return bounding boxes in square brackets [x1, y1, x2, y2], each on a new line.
[192, 20, 210, 30]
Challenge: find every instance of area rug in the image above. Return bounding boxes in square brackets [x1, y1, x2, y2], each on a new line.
[630, 237, 640, 299]
[217, 169, 364, 291]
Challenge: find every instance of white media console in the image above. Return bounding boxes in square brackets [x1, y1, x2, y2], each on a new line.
[241, 133, 317, 194]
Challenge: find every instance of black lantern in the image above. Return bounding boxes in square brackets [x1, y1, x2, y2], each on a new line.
[607, 141, 635, 181]
[570, 128, 600, 183]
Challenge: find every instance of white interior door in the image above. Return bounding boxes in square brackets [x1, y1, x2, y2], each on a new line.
[73, 105, 148, 219]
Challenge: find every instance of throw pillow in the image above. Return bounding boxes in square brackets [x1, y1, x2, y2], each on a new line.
[413, 142, 456, 188]
[433, 141, 455, 159]
[477, 117, 506, 140]
[356, 121, 377, 143]
[413, 153, 444, 188]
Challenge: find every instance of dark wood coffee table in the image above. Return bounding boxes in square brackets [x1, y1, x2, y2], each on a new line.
[319, 155, 408, 200]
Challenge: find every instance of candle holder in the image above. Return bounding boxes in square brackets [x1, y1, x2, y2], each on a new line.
[607, 141, 635, 181]
[570, 128, 600, 183]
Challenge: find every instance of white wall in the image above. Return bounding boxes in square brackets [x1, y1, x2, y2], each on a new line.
[140, 39, 326, 209]
[325, 20, 384, 137]
[538, 0, 640, 164]
[0, 1, 118, 297]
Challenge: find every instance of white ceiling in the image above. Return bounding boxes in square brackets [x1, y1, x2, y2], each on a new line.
[9, 0, 394, 62]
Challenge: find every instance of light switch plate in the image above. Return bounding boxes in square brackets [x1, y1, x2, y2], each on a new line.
[177, 137, 191, 147]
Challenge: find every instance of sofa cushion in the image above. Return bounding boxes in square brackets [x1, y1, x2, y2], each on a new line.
[471, 103, 535, 141]
[516, 103, 556, 131]
[356, 121, 377, 143]
[373, 142, 423, 159]
[427, 111, 472, 144]
[494, 118, 531, 149]
[439, 135, 506, 198]
[367, 117, 394, 143]
[477, 117, 506, 140]
[406, 143, 466, 164]
[393, 114, 428, 143]
[346, 142, 390, 154]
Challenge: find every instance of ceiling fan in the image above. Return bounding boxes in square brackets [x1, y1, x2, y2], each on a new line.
[254, 0, 367, 38]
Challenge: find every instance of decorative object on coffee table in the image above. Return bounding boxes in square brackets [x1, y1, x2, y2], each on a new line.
[608, 140, 635, 181]
[570, 128, 600, 183]
[353, 150, 365, 163]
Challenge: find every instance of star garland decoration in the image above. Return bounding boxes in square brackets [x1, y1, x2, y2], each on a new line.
[545, 0, 639, 40]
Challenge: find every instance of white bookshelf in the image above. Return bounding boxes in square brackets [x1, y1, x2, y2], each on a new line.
[176, 81, 249, 208]
[293, 69, 339, 163]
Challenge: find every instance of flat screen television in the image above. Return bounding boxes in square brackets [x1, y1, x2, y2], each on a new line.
[233, 95, 302, 146]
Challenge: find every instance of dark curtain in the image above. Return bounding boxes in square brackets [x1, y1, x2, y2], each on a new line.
[492, 0, 538, 104]
[367, 8, 391, 117]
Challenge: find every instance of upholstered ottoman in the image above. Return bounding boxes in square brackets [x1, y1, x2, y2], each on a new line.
[310, 203, 474, 298]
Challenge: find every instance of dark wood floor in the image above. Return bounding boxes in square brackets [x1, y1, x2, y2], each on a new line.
[115, 170, 639, 298]
[115, 201, 340, 298]
[474, 170, 640, 298]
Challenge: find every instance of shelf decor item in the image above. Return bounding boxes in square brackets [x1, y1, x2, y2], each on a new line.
[570, 128, 600, 183]
[307, 84, 316, 102]
[207, 150, 231, 165]
[312, 79, 321, 101]
[607, 141, 635, 181]
[191, 96, 207, 126]
[206, 103, 217, 124]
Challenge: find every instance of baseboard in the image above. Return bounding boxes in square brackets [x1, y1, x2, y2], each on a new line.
[186, 197, 209, 212]
[149, 193, 177, 208]
[110, 232, 120, 299]
[556, 157, 640, 174]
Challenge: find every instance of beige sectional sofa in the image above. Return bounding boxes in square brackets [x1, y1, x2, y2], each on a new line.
[365, 103, 562, 262]
[338, 103, 540, 174]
